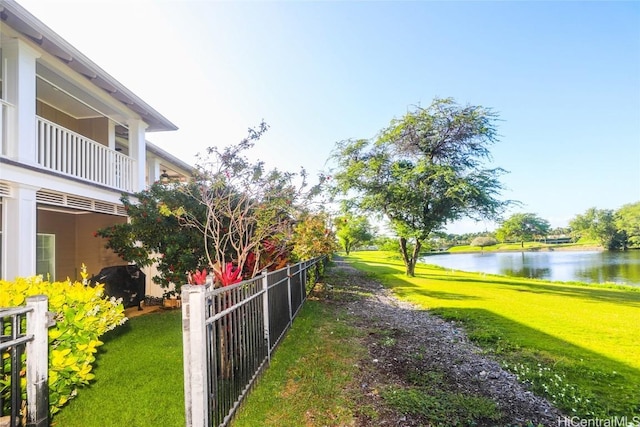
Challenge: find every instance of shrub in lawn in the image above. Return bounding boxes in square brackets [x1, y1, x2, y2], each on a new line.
[0, 266, 127, 415]
[470, 236, 498, 250]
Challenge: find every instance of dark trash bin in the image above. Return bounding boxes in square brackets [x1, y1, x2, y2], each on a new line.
[89, 265, 145, 310]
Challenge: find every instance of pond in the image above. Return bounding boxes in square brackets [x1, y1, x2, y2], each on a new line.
[420, 250, 640, 287]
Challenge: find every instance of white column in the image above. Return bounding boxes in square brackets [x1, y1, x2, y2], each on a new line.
[2, 39, 41, 164]
[107, 119, 116, 150]
[2, 183, 39, 279]
[128, 118, 148, 192]
[147, 157, 162, 186]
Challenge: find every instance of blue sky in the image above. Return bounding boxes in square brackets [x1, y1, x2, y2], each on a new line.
[19, 0, 640, 234]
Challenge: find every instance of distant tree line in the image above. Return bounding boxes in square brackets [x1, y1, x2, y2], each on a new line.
[488, 204, 639, 250]
[568, 203, 639, 250]
[401, 203, 640, 251]
[331, 203, 640, 254]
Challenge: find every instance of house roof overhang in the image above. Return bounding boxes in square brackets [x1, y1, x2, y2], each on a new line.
[146, 141, 195, 176]
[0, 0, 178, 133]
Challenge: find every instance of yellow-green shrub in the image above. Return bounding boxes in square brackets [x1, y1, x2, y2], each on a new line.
[0, 269, 127, 414]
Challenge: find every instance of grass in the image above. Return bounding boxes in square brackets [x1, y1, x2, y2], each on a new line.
[233, 267, 511, 426]
[381, 386, 500, 426]
[51, 292, 365, 427]
[51, 309, 185, 427]
[233, 268, 515, 426]
[50, 252, 640, 423]
[446, 240, 601, 253]
[232, 294, 364, 426]
[345, 251, 640, 417]
[381, 369, 501, 426]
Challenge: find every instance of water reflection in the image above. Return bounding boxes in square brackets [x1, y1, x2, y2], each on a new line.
[420, 250, 640, 287]
[497, 252, 552, 279]
[572, 252, 640, 285]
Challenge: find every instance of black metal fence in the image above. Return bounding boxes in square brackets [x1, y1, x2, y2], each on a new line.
[0, 296, 50, 427]
[181, 257, 326, 427]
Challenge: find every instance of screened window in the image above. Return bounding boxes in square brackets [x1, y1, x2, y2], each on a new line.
[36, 233, 55, 280]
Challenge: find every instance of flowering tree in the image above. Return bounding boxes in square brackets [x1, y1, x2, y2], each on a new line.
[175, 122, 326, 286]
[98, 123, 329, 290]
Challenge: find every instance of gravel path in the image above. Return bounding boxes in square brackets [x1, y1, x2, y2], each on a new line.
[325, 257, 564, 426]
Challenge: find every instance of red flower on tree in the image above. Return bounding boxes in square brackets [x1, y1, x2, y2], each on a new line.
[213, 262, 243, 287]
[187, 269, 208, 285]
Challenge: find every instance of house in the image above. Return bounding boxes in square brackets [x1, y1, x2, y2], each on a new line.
[0, 0, 192, 296]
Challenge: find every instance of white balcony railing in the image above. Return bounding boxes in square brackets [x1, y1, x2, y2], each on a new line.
[36, 117, 134, 192]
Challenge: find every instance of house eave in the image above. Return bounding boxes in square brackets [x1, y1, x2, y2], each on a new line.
[146, 141, 195, 175]
[0, 0, 178, 133]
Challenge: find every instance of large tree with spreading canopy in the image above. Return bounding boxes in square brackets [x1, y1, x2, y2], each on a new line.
[330, 97, 511, 276]
[495, 213, 551, 247]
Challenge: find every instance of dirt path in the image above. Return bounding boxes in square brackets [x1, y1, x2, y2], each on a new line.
[323, 257, 563, 426]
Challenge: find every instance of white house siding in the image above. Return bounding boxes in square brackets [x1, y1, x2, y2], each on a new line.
[0, 2, 187, 300]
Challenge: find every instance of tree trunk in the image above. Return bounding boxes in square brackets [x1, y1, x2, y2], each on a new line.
[407, 240, 422, 277]
[399, 237, 422, 277]
[399, 237, 411, 275]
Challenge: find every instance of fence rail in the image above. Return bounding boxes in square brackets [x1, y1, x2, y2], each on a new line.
[0, 296, 50, 427]
[181, 257, 326, 427]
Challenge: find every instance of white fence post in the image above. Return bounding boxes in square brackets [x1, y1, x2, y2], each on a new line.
[26, 295, 48, 427]
[286, 264, 293, 322]
[300, 261, 306, 299]
[181, 285, 208, 427]
[262, 271, 271, 360]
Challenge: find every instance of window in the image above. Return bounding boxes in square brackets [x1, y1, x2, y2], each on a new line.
[36, 233, 55, 280]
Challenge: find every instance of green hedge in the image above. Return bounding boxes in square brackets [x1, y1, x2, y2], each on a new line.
[0, 266, 127, 415]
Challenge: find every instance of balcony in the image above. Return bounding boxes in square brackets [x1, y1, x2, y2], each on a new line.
[35, 117, 135, 192]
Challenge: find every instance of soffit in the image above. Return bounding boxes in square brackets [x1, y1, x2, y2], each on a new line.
[0, 1, 178, 133]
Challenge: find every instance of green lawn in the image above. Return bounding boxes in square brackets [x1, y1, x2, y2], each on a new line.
[345, 251, 640, 417]
[51, 252, 640, 423]
[51, 309, 185, 427]
[51, 298, 363, 427]
[232, 296, 363, 426]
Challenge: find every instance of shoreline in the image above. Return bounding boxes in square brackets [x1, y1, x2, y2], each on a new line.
[418, 247, 640, 289]
[427, 244, 605, 255]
